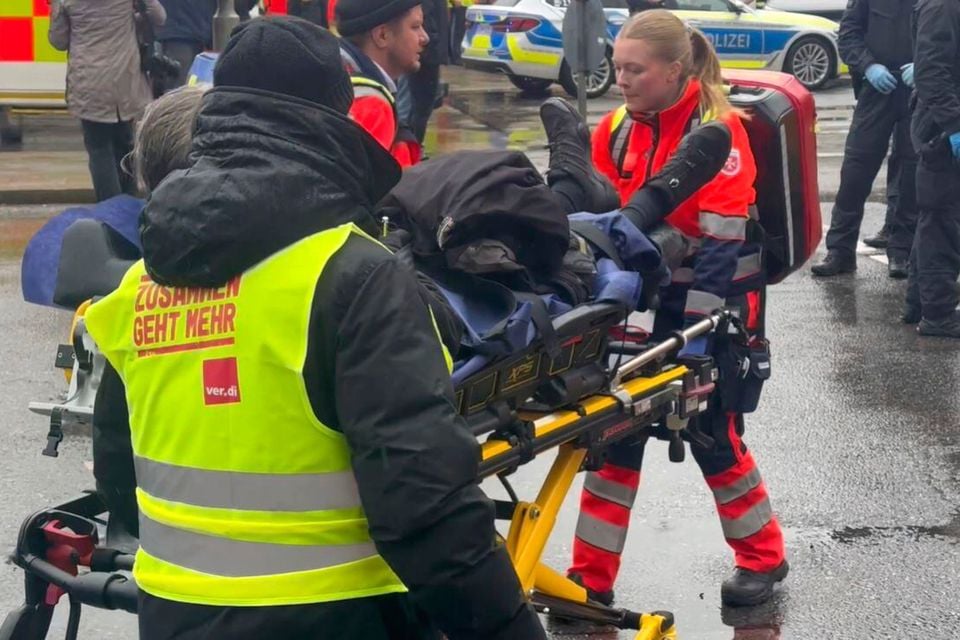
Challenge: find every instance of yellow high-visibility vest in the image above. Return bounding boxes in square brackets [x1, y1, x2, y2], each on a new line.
[85, 223, 408, 607]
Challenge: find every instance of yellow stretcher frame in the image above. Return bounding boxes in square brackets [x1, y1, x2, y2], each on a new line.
[479, 367, 702, 639]
[474, 312, 728, 639]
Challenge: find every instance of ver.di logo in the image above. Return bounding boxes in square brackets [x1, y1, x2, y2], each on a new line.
[202, 357, 241, 405]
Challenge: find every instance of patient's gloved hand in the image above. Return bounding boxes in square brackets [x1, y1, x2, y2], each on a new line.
[678, 335, 709, 357]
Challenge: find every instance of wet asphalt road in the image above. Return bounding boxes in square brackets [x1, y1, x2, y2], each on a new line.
[0, 77, 958, 639]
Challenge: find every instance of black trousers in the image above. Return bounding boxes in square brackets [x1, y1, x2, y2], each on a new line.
[80, 119, 135, 202]
[825, 83, 917, 261]
[906, 157, 960, 321]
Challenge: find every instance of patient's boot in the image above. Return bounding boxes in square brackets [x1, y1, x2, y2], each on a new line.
[540, 97, 620, 213]
[621, 120, 733, 231]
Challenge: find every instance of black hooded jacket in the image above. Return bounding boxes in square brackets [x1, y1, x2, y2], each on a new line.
[98, 87, 543, 640]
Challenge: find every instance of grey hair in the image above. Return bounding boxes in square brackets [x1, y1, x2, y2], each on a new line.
[131, 85, 208, 193]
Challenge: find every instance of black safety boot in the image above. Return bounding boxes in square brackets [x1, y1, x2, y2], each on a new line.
[917, 312, 960, 338]
[863, 226, 890, 249]
[540, 97, 619, 213]
[721, 561, 789, 607]
[546, 574, 618, 634]
[567, 572, 615, 606]
[887, 258, 909, 279]
[901, 304, 922, 324]
[622, 120, 732, 231]
[811, 252, 856, 277]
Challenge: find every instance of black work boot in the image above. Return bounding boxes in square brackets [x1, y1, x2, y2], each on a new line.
[901, 304, 922, 324]
[811, 252, 856, 277]
[546, 573, 618, 634]
[917, 311, 960, 338]
[887, 257, 909, 279]
[540, 97, 619, 213]
[863, 226, 890, 249]
[721, 561, 789, 607]
[622, 121, 732, 231]
[567, 572, 615, 606]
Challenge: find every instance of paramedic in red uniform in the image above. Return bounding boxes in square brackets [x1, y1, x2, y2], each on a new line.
[336, 0, 426, 167]
[566, 10, 788, 609]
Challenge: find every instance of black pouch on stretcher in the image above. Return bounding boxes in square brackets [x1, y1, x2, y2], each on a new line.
[712, 325, 771, 414]
[723, 70, 823, 285]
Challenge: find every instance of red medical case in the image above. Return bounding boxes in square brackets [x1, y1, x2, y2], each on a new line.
[723, 69, 823, 284]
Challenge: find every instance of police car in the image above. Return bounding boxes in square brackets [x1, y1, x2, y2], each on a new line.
[461, 0, 842, 98]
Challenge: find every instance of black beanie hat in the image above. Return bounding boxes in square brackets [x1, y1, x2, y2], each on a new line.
[336, 0, 423, 38]
[213, 16, 354, 114]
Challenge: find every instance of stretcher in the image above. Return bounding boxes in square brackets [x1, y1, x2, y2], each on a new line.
[2, 265, 728, 640]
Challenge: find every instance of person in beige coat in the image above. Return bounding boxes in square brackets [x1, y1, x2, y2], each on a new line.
[48, 0, 166, 202]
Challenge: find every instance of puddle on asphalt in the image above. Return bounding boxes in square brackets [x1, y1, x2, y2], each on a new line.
[830, 514, 960, 544]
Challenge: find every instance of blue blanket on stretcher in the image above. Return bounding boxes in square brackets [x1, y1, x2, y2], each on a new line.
[450, 211, 666, 384]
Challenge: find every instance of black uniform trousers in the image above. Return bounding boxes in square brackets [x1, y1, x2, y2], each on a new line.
[825, 82, 918, 261]
[906, 155, 960, 321]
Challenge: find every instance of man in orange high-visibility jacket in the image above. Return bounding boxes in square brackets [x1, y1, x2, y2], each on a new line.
[337, 0, 427, 167]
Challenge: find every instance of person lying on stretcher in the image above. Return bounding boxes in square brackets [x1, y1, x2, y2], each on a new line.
[88, 27, 736, 640]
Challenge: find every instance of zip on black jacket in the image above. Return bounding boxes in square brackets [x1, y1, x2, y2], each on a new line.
[98, 87, 544, 640]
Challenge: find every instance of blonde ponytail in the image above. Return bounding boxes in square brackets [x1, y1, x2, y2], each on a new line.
[618, 10, 739, 119]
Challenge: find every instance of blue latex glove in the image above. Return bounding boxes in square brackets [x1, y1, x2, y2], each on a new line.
[678, 335, 709, 357]
[900, 63, 915, 88]
[865, 63, 897, 94]
[949, 132, 960, 159]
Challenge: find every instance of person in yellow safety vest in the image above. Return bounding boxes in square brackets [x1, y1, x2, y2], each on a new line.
[84, 16, 545, 640]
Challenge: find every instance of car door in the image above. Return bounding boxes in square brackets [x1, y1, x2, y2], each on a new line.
[674, 0, 769, 69]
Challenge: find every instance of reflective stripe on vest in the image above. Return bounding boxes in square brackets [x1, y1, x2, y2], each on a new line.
[84, 223, 408, 607]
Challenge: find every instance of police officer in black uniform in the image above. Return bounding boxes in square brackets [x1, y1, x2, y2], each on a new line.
[813, 0, 919, 278]
[904, 0, 960, 337]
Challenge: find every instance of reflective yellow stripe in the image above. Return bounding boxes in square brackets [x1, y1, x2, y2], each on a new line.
[135, 548, 405, 607]
[609, 105, 629, 134]
[351, 77, 395, 105]
[506, 35, 560, 66]
[137, 489, 370, 546]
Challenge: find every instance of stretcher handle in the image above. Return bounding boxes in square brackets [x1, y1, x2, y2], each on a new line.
[15, 553, 138, 614]
[610, 310, 730, 389]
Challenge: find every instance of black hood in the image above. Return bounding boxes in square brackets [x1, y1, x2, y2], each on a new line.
[140, 87, 400, 287]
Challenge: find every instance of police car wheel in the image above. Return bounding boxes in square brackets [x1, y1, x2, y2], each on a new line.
[784, 36, 834, 90]
[506, 75, 554, 96]
[559, 49, 614, 100]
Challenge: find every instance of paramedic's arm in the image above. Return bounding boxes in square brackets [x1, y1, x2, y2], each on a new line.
[914, 0, 960, 135]
[334, 258, 545, 640]
[144, 0, 167, 28]
[48, 0, 70, 52]
[837, 0, 875, 75]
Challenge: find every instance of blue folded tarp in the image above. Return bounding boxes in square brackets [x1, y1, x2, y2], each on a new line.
[21, 196, 143, 307]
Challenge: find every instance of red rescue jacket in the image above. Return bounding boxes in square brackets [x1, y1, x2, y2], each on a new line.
[592, 79, 759, 324]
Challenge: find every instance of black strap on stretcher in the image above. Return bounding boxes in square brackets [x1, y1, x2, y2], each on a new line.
[569, 219, 626, 270]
